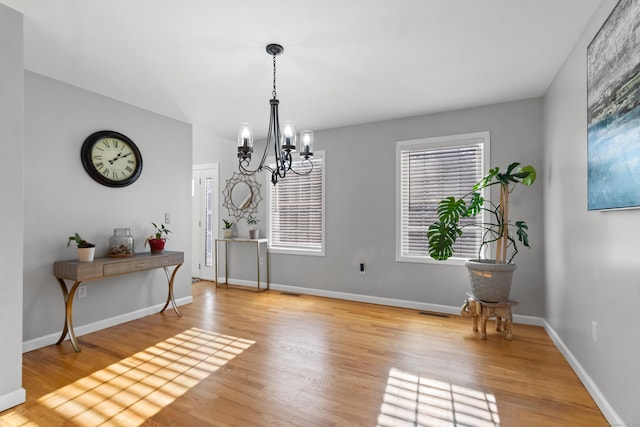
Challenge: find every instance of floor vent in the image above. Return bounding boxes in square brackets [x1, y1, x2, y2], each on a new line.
[418, 311, 449, 318]
[280, 292, 302, 297]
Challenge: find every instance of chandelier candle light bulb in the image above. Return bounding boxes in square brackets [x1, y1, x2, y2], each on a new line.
[281, 121, 296, 150]
[300, 130, 314, 159]
[238, 123, 253, 159]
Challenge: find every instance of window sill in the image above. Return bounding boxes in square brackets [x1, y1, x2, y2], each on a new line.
[396, 255, 468, 266]
[269, 247, 325, 257]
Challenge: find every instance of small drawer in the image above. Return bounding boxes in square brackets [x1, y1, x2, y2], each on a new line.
[104, 256, 171, 276]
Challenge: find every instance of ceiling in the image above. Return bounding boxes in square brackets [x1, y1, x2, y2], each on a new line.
[2, 0, 602, 140]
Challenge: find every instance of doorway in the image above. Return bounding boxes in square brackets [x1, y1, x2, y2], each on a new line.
[192, 163, 219, 281]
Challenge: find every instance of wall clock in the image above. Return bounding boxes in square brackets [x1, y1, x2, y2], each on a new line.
[81, 130, 143, 187]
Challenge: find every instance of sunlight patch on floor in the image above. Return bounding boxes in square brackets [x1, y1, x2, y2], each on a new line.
[20, 328, 253, 426]
[377, 368, 500, 427]
[0, 412, 38, 427]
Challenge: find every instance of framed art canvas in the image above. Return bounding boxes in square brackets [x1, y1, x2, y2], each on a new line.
[587, 0, 640, 211]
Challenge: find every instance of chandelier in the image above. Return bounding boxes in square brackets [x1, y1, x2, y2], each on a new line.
[237, 43, 314, 185]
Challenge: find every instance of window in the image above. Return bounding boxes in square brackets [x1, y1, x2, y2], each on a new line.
[396, 132, 489, 264]
[267, 151, 325, 255]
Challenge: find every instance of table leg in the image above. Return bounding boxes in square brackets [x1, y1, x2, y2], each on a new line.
[214, 239, 218, 289]
[224, 241, 229, 286]
[256, 241, 260, 291]
[55, 278, 82, 352]
[473, 300, 481, 332]
[480, 306, 488, 340]
[505, 309, 513, 340]
[55, 279, 69, 345]
[266, 242, 270, 290]
[160, 263, 183, 317]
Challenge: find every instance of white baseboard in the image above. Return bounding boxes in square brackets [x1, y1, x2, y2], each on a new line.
[215, 277, 269, 291]
[0, 388, 26, 412]
[543, 320, 623, 425]
[265, 281, 544, 326]
[22, 296, 193, 353]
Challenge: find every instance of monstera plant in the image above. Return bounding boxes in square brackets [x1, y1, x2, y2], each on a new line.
[427, 162, 536, 301]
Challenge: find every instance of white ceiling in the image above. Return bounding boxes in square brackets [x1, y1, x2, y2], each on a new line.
[3, 0, 602, 140]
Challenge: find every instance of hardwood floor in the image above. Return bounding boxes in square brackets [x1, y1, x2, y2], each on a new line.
[2, 282, 607, 426]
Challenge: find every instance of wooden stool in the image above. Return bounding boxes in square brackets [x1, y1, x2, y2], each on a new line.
[460, 294, 518, 340]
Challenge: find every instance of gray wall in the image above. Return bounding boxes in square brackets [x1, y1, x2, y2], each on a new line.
[0, 3, 25, 411]
[22, 71, 193, 346]
[197, 98, 545, 316]
[544, 0, 639, 423]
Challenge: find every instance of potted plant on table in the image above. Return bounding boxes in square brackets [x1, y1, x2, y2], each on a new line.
[145, 222, 171, 253]
[222, 219, 234, 239]
[67, 232, 96, 262]
[247, 214, 259, 239]
[427, 162, 536, 302]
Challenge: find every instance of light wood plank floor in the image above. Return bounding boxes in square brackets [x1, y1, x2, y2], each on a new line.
[2, 282, 607, 426]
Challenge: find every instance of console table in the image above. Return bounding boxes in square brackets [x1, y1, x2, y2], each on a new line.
[214, 238, 269, 292]
[53, 251, 184, 352]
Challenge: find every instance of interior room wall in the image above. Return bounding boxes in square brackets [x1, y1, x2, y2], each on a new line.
[544, 0, 639, 423]
[193, 123, 235, 166]
[0, 3, 26, 412]
[199, 98, 545, 316]
[22, 71, 193, 348]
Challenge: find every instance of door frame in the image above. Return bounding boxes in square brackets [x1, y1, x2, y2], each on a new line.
[192, 163, 219, 280]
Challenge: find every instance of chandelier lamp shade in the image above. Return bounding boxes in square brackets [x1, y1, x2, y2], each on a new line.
[237, 43, 314, 185]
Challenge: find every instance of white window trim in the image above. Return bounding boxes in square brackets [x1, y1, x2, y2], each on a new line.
[395, 132, 490, 265]
[267, 150, 326, 256]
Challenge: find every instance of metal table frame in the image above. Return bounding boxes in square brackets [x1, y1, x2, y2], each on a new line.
[214, 238, 269, 292]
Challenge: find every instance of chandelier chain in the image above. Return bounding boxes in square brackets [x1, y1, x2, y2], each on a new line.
[272, 54, 277, 99]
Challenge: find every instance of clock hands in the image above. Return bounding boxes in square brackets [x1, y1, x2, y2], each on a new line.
[108, 151, 133, 165]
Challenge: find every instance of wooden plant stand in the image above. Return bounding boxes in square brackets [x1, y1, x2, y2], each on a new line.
[461, 293, 518, 340]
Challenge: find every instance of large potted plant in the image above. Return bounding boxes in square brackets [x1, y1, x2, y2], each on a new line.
[145, 222, 171, 253]
[67, 232, 96, 262]
[427, 162, 536, 302]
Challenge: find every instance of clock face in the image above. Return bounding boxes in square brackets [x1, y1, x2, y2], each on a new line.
[81, 131, 143, 187]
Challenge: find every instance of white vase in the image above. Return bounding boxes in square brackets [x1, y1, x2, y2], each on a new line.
[77, 247, 95, 262]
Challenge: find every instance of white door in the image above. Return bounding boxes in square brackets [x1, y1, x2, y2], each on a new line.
[192, 163, 218, 280]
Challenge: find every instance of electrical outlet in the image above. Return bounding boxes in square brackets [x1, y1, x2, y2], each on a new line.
[165, 212, 171, 224]
[78, 286, 87, 298]
[591, 321, 598, 342]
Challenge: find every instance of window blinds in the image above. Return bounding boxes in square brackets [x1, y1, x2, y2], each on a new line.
[399, 142, 484, 259]
[269, 157, 324, 251]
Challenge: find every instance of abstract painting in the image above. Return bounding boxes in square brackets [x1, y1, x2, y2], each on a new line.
[587, 0, 640, 210]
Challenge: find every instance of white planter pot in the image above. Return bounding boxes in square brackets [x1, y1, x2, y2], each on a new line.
[465, 259, 516, 302]
[77, 247, 95, 262]
[249, 229, 259, 239]
[223, 229, 233, 239]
